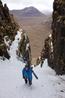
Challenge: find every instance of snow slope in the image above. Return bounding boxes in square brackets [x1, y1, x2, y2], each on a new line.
[0, 30, 65, 98]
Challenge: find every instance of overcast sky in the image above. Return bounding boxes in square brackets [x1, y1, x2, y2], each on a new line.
[2, 0, 54, 12]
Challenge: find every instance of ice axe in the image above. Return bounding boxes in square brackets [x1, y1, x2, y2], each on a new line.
[32, 70, 38, 79]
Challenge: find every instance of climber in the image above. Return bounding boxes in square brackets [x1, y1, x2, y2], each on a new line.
[22, 63, 38, 85]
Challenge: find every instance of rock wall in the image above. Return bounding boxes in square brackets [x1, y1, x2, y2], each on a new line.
[39, 0, 65, 74]
[51, 0, 65, 74]
[0, 0, 18, 59]
[17, 30, 32, 65]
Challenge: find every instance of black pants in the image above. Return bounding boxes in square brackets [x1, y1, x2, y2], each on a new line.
[24, 78, 32, 85]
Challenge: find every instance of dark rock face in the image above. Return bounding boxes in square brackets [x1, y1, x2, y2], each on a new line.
[51, 0, 65, 74]
[40, 0, 65, 74]
[0, 0, 18, 59]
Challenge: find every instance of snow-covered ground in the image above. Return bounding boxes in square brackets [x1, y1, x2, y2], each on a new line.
[0, 30, 65, 98]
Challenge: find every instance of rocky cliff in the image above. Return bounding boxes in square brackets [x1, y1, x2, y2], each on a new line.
[51, 0, 65, 74]
[0, 0, 18, 60]
[17, 30, 32, 65]
[40, 0, 65, 74]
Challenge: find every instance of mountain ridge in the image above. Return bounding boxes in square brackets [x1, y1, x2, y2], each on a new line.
[10, 6, 45, 17]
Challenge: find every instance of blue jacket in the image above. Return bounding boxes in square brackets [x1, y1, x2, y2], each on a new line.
[22, 67, 33, 81]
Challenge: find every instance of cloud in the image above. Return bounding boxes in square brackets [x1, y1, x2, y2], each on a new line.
[2, 0, 54, 11]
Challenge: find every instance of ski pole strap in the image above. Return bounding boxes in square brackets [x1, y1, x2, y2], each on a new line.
[32, 70, 38, 79]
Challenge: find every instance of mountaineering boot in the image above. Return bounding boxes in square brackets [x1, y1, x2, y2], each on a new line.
[25, 78, 27, 84]
[29, 80, 32, 85]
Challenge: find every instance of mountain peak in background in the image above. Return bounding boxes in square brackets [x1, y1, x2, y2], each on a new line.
[11, 6, 45, 17]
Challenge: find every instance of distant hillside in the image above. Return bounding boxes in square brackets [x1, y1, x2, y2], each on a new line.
[10, 6, 52, 61]
[16, 16, 52, 59]
[10, 6, 45, 17]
